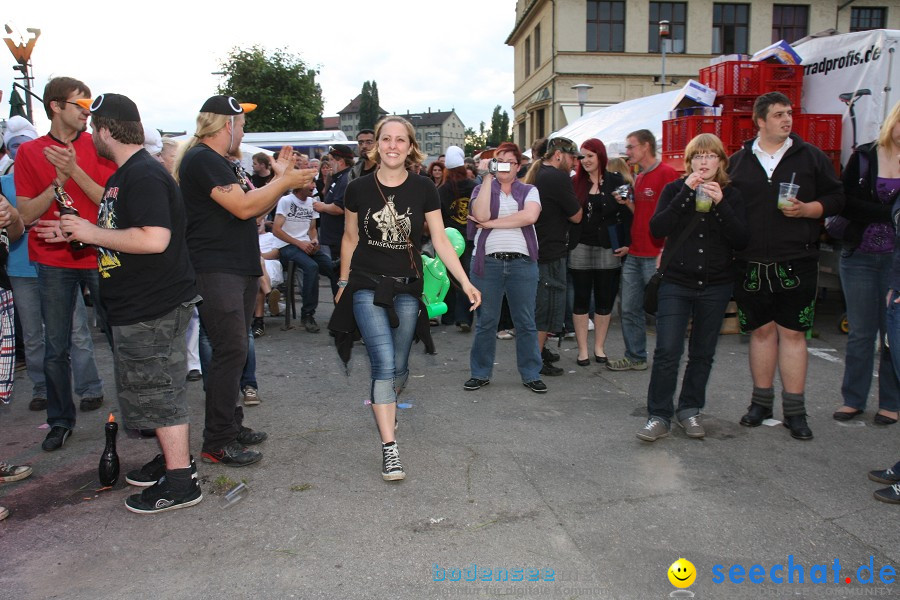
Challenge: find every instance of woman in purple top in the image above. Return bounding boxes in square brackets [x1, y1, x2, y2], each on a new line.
[833, 100, 900, 426]
[868, 101, 900, 504]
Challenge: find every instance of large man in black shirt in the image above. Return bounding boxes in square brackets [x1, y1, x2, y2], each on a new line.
[532, 137, 583, 376]
[59, 93, 201, 514]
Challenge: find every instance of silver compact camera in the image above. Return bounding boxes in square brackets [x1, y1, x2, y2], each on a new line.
[488, 159, 512, 174]
[615, 185, 630, 201]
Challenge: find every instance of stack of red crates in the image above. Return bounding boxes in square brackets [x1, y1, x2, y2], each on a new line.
[661, 61, 842, 175]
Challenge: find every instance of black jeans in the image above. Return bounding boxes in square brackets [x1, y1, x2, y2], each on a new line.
[195, 272, 258, 451]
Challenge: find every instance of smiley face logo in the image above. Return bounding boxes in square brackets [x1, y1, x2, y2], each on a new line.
[668, 558, 696, 588]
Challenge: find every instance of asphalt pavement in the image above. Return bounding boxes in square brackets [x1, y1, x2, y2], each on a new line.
[0, 285, 897, 600]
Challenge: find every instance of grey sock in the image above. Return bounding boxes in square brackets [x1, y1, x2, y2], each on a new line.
[782, 391, 806, 417]
[752, 386, 775, 409]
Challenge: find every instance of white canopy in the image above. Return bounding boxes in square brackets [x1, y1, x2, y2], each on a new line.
[542, 90, 681, 157]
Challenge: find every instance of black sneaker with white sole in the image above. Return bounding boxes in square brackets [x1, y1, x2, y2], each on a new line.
[125, 476, 202, 514]
[382, 442, 405, 481]
[125, 454, 198, 487]
[463, 378, 490, 391]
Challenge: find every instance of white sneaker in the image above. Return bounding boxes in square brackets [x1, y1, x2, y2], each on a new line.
[496, 329, 515, 340]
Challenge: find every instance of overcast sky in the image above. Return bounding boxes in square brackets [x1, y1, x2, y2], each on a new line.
[1, 0, 516, 137]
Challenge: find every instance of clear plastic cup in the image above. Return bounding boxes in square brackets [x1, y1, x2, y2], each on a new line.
[694, 185, 713, 213]
[778, 182, 799, 210]
[221, 482, 249, 508]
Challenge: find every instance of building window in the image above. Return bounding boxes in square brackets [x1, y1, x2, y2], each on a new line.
[649, 2, 686, 53]
[518, 122, 527, 147]
[536, 109, 546, 139]
[525, 36, 531, 77]
[850, 7, 886, 31]
[712, 3, 750, 54]
[587, 1, 625, 52]
[534, 24, 541, 70]
[772, 5, 808, 43]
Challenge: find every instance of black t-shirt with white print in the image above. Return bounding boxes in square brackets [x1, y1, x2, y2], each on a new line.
[97, 149, 196, 326]
[344, 172, 440, 278]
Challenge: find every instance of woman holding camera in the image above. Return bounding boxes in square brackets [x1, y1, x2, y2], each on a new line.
[636, 133, 748, 442]
[569, 138, 632, 366]
[464, 142, 546, 394]
[332, 116, 480, 482]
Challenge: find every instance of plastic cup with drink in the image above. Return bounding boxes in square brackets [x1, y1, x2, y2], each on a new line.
[778, 174, 799, 211]
[694, 184, 713, 213]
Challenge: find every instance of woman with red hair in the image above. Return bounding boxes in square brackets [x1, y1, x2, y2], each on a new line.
[569, 138, 632, 366]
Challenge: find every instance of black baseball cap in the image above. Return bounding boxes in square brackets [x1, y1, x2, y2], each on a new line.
[547, 136, 584, 159]
[200, 95, 257, 115]
[329, 144, 355, 161]
[76, 93, 141, 122]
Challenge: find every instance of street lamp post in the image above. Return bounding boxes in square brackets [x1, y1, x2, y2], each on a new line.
[571, 83, 593, 117]
[3, 24, 41, 122]
[659, 20, 671, 93]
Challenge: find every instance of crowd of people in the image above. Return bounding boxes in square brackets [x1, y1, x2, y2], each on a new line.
[0, 75, 898, 517]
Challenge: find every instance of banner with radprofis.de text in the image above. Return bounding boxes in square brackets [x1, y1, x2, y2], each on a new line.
[794, 29, 899, 166]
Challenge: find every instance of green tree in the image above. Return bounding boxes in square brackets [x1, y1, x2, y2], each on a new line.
[358, 80, 380, 131]
[465, 122, 488, 156]
[217, 45, 324, 132]
[486, 105, 511, 147]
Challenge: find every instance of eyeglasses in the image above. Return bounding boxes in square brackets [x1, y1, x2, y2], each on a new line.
[691, 153, 719, 162]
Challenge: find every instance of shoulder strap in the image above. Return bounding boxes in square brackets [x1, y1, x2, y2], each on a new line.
[858, 150, 869, 189]
[658, 212, 703, 275]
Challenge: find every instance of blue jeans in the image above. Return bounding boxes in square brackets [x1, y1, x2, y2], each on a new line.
[840, 251, 899, 411]
[10, 276, 103, 399]
[352, 289, 419, 404]
[280, 245, 337, 318]
[621, 255, 659, 362]
[469, 256, 542, 383]
[646, 280, 732, 424]
[198, 321, 257, 391]
[37, 265, 110, 429]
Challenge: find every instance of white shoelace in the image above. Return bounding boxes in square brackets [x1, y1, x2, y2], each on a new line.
[684, 416, 701, 428]
[383, 445, 403, 473]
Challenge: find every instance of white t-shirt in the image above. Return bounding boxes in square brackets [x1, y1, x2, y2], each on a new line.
[473, 186, 541, 255]
[275, 193, 318, 247]
[258, 232, 284, 286]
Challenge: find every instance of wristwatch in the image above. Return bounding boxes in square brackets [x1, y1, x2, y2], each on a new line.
[337, 280, 349, 288]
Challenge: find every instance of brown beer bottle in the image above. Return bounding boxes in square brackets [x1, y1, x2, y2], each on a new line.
[53, 183, 87, 251]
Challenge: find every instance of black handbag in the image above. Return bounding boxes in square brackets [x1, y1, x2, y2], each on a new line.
[643, 212, 703, 315]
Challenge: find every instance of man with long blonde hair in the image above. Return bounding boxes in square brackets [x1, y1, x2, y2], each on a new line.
[178, 95, 314, 466]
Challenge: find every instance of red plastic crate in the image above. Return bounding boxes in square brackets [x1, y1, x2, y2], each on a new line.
[699, 61, 803, 97]
[723, 113, 756, 147]
[662, 116, 725, 153]
[793, 114, 842, 151]
[662, 151, 686, 173]
[717, 96, 755, 113]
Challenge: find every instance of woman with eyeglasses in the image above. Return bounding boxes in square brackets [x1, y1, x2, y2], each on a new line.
[636, 133, 748, 443]
[464, 142, 547, 394]
[330, 116, 481, 482]
[569, 138, 632, 366]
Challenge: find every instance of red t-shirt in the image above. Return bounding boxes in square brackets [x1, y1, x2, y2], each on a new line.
[629, 161, 679, 258]
[14, 133, 116, 268]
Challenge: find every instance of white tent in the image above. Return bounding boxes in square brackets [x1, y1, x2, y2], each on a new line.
[542, 90, 680, 157]
[794, 29, 899, 163]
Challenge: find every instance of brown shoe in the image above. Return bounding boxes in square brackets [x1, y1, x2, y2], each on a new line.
[267, 289, 282, 316]
[29, 397, 47, 411]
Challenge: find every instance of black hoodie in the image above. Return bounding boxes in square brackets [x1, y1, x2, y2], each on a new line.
[727, 133, 843, 263]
